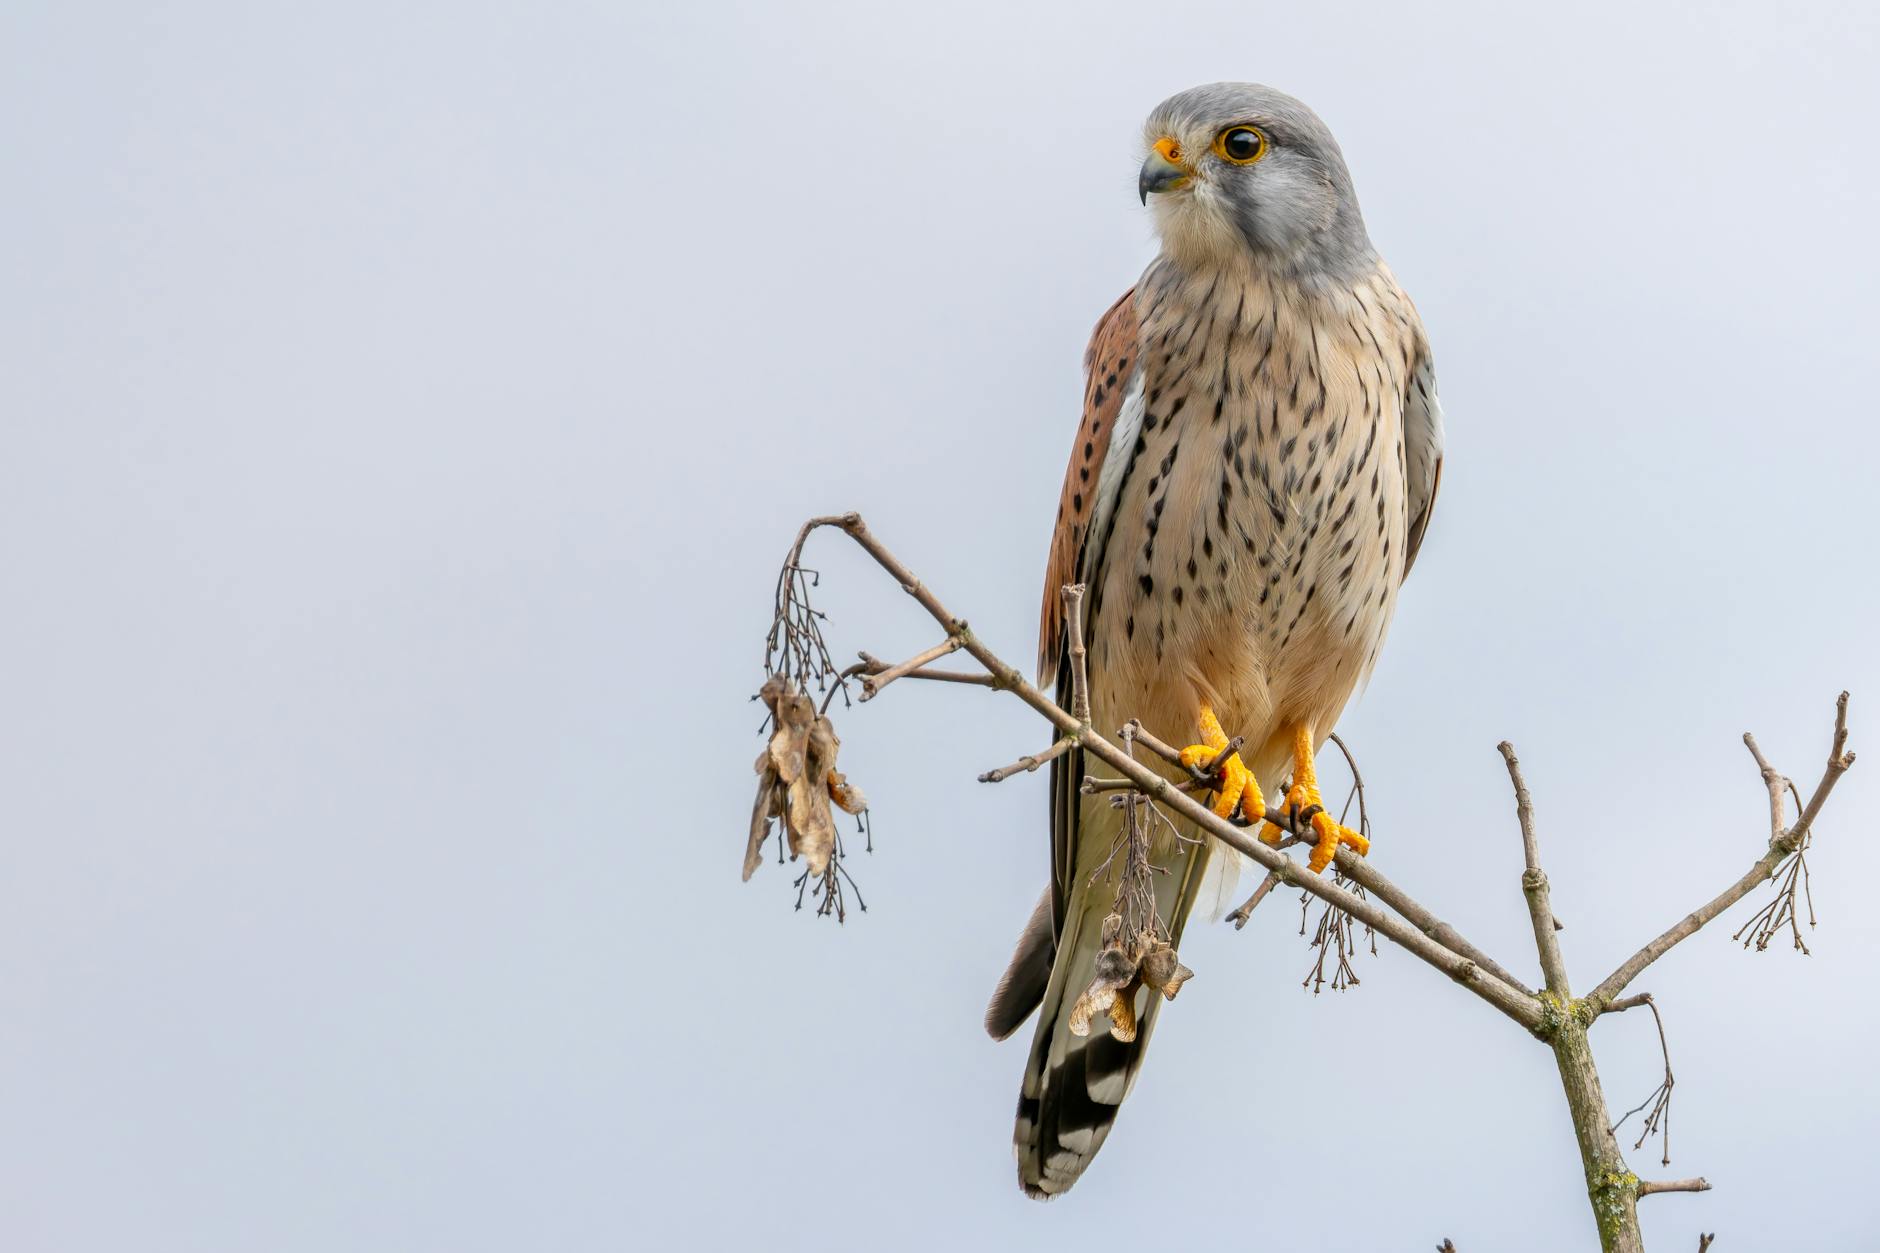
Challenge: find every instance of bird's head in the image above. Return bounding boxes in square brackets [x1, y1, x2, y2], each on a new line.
[1138, 83, 1372, 279]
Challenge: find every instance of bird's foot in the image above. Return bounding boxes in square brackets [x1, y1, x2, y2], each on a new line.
[1283, 782, 1368, 872]
[1177, 705, 1270, 826]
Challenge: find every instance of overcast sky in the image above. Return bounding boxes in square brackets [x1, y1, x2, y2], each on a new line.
[4, 2, 1878, 1249]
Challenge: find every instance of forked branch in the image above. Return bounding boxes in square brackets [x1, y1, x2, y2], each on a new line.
[1584, 693, 1855, 1016]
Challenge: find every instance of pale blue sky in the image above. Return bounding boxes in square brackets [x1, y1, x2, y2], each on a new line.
[3, 2, 1877, 1250]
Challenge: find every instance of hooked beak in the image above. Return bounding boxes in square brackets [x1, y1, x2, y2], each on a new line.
[1138, 137, 1192, 203]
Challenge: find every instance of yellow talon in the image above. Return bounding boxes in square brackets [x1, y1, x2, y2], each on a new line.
[1283, 725, 1370, 873]
[1178, 705, 1266, 823]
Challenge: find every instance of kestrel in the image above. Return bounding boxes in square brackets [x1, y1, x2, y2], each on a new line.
[986, 83, 1444, 1198]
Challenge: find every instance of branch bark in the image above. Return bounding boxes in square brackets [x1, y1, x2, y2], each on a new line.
[1502, 742, 1571, 998]
[1501, 741, 1646, 1252]
[1637, 1178, 1711, 1198]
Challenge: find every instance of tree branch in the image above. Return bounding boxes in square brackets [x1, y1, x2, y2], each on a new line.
[797, 513, 1543, 1031]
[759, 513, 1857, 1251]
[856, 652, 1003, 688]
[1501, 742, 1572, 998]
[979, 738, 1074, 784]
[1063, 583, 1091, 725]
[859, 636, 965, 700]
[1637, 1178, 1711, 1198]
[1585, 693, 1856, 1016]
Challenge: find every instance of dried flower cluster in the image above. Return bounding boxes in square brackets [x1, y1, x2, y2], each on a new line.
[1067, 909, 1194, 1042]
[1067, 791, 1193, 1042]
[746, 676, 869, 917]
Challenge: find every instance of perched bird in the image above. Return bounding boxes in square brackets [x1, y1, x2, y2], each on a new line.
[987, 83, 1444, 1198]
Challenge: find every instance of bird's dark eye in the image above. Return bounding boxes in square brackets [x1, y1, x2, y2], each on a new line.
[1213, 126, 1267, 165]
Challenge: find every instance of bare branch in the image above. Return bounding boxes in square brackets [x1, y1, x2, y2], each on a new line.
[1227, 869, 1282, 929]
[1126, 719, 1229, 789]
[1501, 742, 1572, 998]
[763, 514, 1859, 1250]
[809, 513, 1545, 1031]
[1299, 870, 1374, 994]
[1586, 693, 1856, 1015]
[1127, 721, 1535, 995]
[979, 738, 1074, 784]
[1637, 1178, 1711, 1198]
[1609, 993, 1677, 1166]
[1063, 583, 1091, 724]
[1326, 851, 1537, 999]
[856, 651, 1002, 689]
[1794, 690, 1855, 839]
[1204, 735, 1245, 776]
[860, 636, 964, 700]
[1743, 731, 1790, 841]
[1082, 775, 1152, 794]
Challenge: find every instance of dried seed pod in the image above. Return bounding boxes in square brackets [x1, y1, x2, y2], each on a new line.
[1092, 945, 1135, 986]
[1139, 940, 1194, 1001]
[745, 748, 779, 882]
[745, 677, 869, 884]
[826, 769, 868, 815]
[1106, 979, 1140, 1042]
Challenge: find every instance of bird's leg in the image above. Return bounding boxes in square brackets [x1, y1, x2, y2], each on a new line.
[1177, 706, 1281, 839]
[1282, 723, 1369, 873]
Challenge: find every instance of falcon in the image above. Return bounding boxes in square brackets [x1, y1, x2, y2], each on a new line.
[986, 83, 1444, 1198]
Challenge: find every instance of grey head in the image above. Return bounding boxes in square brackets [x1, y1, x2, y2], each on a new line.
[1138, 82, 1374, 280]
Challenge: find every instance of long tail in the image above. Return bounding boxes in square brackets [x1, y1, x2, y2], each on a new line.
[1004, 745, 1223, 1199]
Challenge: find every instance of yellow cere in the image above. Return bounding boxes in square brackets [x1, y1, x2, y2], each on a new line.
[1152, 136, 1186, 167]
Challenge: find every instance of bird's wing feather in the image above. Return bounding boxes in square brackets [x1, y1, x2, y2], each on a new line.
[1402, 344, 1444, 579]
[984, 887, 1055, 1040]
[987, 288, 1142, 1041]
[1038, 288, 1141, 688]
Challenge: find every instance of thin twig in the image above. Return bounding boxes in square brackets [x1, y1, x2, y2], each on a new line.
[1501, 742, 1571, 998]
[1609, 993, 1677, 1166]
[860, 636, 964, 700]
[1637, 1178, 1710, 1197]
[1743, 731, 1789, 842]
[1586, 693, 1856, 1015]
[1063, 584, 1091, 725]
[1126, 719, 1226, 788]
[1204, 735, 1245, 776]
[857, 651, 1003, 689]
[1227, 870, 1282, 929]
[980, 738, 1074, 784]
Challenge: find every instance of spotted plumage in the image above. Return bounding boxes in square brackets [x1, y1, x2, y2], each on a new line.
[989, 83, 1445, 1199]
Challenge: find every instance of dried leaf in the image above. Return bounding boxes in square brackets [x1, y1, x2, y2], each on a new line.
[827, 770, 868, 815]
[744, 677, 869, 887]
[745, 748, 777, 882]
[1139, 939, 1194, 1001]
[1106, 980, 1140, 1042]
[1069, 919, 1144, 1040]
